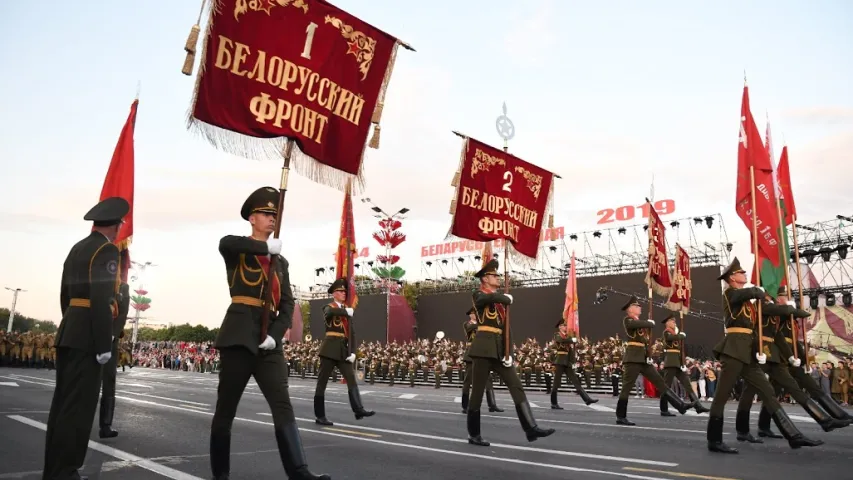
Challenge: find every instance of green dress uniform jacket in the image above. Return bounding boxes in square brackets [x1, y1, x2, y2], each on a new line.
[56, 232, 122, 355]
[623, 317, 654, 364]
[214, 236, 294, 355]
[662, 330, 686, 368]
[552, 333, 576, 367]
[766, 305, 811, 364]
[463, 322, 477, 363]
[468, 290, 513, 360]
[713, 287, 791, 364]
[319, 303, 351, 361]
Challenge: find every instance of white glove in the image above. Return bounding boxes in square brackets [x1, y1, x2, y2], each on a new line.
[647, 319, 656, 325]
[646, 358, 654, 365]
[571, 337, 577, 343]
[680, 365, 688, 372]
[674, 327, 679, 334]
[789, 357, 802, 367]
[756, 286, 765, 293]
[786, 300, 796, 307]
[111, 335, 115, 342]
[345, 353, 356, 363]
[96, 352, 112, 365]
[259, 335, 276, 350]
[504, 294, 514, 304]
[756, 352, 766, 364]
[266, 238, 282, 255]
[345, 307, 354, 316]
[502, 356, 513, 367]
[680, 332, 687, 338]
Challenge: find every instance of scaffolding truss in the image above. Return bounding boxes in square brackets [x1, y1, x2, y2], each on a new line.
[788, 215, 853, 306]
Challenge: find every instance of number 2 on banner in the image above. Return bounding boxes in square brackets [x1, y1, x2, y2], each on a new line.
[301, 22, 319, 60]
[597, 199, 675, 224]
[502, 171, 513, 192]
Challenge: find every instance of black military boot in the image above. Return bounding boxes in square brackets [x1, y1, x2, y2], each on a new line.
[578, 386, 599, 405]
[348, 387, 375, 420]
[516, 401, 555, 442]
[659, 396, 675, 417]
[757, 406, 783, 438]
[467, 409, 490, 446]
[98, 397, 119, 438]
[707, 416, 738, 453]
[772, 409, 824, 449]
[314, 396, 333, 426]
[687, 390, 710, 414]
[210, 429, 231, 479]
[735, 409, 762, 443]
[461, 391, 469, 413]
[663, 388, 690, 414]
[275, 422, 331, 480]
[802, 398, 851, 432]
[486, 388, 504, 412]
[550, 390, 563, 410]
[816, 392, 853, 421]
[616, 399, 635, 425]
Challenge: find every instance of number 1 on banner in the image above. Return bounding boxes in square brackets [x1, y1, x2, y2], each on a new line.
[301, 22, 318, 60]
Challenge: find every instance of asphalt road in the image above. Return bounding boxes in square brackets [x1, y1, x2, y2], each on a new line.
[1, 367, 851, 480]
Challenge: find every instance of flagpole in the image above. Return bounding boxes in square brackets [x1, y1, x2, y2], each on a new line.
[749, 166, 765, 353]
[645, 199, 655, 359]
[772, 183, 797, 358]
[345, 179, 357, 357]
[791, 219, 809, 363]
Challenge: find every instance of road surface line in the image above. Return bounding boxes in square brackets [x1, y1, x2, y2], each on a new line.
[323, 427, 382, 438]
[7, 415, 206, 480]
[116, 390, 209, 406]
[0, 376, 54, 387]
[623, 467, 741, 480]
[398, 394, 418, 399]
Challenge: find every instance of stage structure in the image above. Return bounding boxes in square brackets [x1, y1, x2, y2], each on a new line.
[415, 212, 731, 296]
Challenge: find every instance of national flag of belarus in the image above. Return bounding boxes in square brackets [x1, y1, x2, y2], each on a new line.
[562, 252, 579, 336]
[776, 146, 797, 225]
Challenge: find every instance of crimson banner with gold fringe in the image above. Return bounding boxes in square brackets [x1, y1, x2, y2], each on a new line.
[187, 0, 403, 193]
[644, 201, 672, 297]
[665, 244, 691, 313]
[447, 136, 555, 261]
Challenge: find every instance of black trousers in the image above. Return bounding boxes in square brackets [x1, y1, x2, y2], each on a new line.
[43, 347, 103, 480]
[553, 364, 584, 394]
[101, 338, 119, 399]
[211, 347, 295, 436]
[619, 363, 668, 401]
[709, 354, 780, 417]
[315, 357, 358, 394]
[738, 362, 810, 411]
[469, 358, 526, 410]
[461, 361, 493, 396]
[789, 364, 824, 398]
[662, 367, 693, 398]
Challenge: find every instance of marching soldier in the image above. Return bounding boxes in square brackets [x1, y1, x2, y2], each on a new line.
[616, 296, 690, 425]
[735, 286, 848, 443]
[0, 329, 7, 366]
[466, 260, 554, 446]
[209, 187, 328, 480]
[43, 197, 128, 480]
[461, 307, 503, 413]
[313, 278, 375, 426]
[21, 331, 34, 367]
[550, 320, 598, 409]
[659, 315, 710, 416]
[706, 258, 820, 454]
[98, 268, 130, 439]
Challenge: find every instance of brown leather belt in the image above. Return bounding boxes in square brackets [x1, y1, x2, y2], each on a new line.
[477, 326, 503, 334]
[325, 332, 346, 338]
[726, 327, 753, 335]
[626, 341, 645, 347]
[69, 298, 91, 308]
[761, 336, 775, 343]
[665, 349, 680, 353]
[466, 342, 472, 346]
[556, 352, 569, 355]
[231, 296, 263, 307]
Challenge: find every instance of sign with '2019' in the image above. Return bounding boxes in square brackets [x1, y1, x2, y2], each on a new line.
[597, 199, 676, 225]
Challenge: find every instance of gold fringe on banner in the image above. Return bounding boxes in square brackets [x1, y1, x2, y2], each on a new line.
[548, 214, 554, 229]
[368, 42, 400, 149]
[449, 199, 456, 215]
[451, 171, 460, 187]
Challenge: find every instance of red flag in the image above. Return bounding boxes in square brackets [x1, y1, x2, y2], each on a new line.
[665, 244, 691, 313]
[335, 182, 359, 311]
[776, 146, 797, 225]
[562, 252, 579, 336]
[644, 201, 672, 296]
[735, 85, 782, 267]
[97, 99, 138, 282]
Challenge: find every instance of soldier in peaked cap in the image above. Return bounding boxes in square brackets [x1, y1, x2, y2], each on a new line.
[43, 197, 129, 480]
[460, 306, 503, 413]
[313, 278, 375, 426]
[466, 259, 555, 447]
[706, 257, 820, 455]
[658, 314, 710, 417]
[210, 187, 329, 480]
[550, 319, 598, 409]
[616, 295, 690, 426]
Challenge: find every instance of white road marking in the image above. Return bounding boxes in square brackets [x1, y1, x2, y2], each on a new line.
[123, 383, 154, 388]
[290, 396, 348, 405]
[454, 396, 462, 403]
[180, 404, 210, 411]
[359, 390, 375, 395]
[398, 394, 418, 399]
[0, 382, 19, 387]
[8, 415, 206, 480]
[587, 404, 616, 412]
[0, 376, 54, 387]
[117, 391, 209, 407]
[528, 402, 541, 408]
[397, 408, 718, 435]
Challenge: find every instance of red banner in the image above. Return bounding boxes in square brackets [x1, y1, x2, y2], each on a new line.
[449, 137, 555, 260]
[665, 244, 691, 313]
[189, 0, 400, 189]
[335, 184, 358, 310]
[644, 201, 672, 297]
[421, 227, 564, 257]
[563, 252, 579, 336]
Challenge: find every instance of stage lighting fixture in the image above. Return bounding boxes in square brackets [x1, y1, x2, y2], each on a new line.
[457, 257, 464, 263]
[441, 259, 448, 265]
[643, 225, 649, 231]
[693, 217, 702, 225]
[569, 234, 578, 241]
[618, 227, 626, 235]
[493, 253, 499, 259]
[367, 261, 374, 267]
[474, 255, 481, 261]
[837, 244, 849, 260]
[315, 268, 322, 276]
[425, 261, 432, 267]
[726, 242, 733, 252]
[371, 206, 382, 213]
[329, 266, 335, 272]
[705, 216, 714, 228]
[809, 296, 819, 309]
[593, 231, 602, 238]
[549, 246, 558, 252]
[670, 221, 680, 228]
[354, 263, 360, 269]
[826, 293, 836, 307]
[820, 247, 833, 262]
[802, 249, 817, 264]
[842, 292, 852, 307]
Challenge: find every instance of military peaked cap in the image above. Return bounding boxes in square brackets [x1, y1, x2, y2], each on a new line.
[328, 278, 348, 295]
[717, 257, 746, 281]
[555, 319, 567, 328]
[777, 285, 790, 296]
[466, 306, 476, 315]
[84, 197, 129, 227]
[474, 259, 500, 278]
[241, 187, 279, 221]
[621, 295, 641, 311]
[663, 313, 676, 323]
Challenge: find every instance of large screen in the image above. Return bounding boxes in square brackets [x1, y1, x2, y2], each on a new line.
[415, 265, 724, 356]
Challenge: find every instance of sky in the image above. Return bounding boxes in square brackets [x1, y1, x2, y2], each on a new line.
[1, 1, 851, 329]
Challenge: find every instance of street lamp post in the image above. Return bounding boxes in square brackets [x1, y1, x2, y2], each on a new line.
[4, 287, 26, 332]
[130, 261, 156, 349]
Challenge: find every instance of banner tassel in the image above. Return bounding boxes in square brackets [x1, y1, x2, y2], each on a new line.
[368, 122, 381, 149]
[368, 41, 399, 149]
[181, 1, 207, 76]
